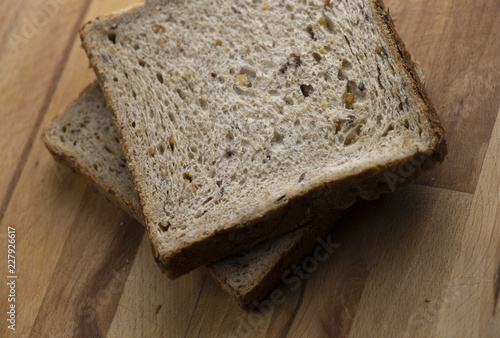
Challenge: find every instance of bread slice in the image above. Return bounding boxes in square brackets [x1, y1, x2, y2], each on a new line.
[42, 82, 344, 308]
[80, 0, 446, 278]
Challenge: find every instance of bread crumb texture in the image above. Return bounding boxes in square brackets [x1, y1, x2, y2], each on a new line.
[81, 0, 440, 266]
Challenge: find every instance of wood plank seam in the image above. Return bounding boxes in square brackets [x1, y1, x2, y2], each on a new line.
[278, 280, 307, 338]
[0, 0, 93, 224]
[27, 186, 145, 337]
[183, 274, 209, 338]
[431, 104, 500, 336]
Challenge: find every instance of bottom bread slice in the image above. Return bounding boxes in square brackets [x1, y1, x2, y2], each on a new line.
[42, 82, 344, 309]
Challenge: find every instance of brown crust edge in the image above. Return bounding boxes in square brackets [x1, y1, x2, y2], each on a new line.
[79, 1, 447, 279]
[41, 85, 145, 224]
[371, 0, 447, 160]
[80, 0, 166, 274]
[207, 209, 345, 310]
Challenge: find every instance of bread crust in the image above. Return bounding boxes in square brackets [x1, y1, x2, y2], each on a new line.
[42, 84, 145, 223]
[79, 0, 447, 279]
[371, 0, 447, 161]
[207, 209, 345, 309]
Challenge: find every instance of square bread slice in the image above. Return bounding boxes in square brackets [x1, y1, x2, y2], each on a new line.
[42, 82, 345, 308]
[80, 0, 446, 278]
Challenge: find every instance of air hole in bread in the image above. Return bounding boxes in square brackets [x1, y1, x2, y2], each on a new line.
[290, 54, 301, 67]
[263, 151, 271, 164]
[284, 97, 294, 105]
[183, 172, 193, 183]
[202, 197, 213, 205]
[338, 69, 347, 81]
[312, 52, 322, 62]
[239, 67, 256, 80]
[168, 136, 175, 151]
[108, 32, 116, 44]
[233, 85, 245, 95]
[325, 16, 335, 33]
[133, 44, 140, 50]
[199, 97, 208, 109]
[345, 80, 366, 109]
[241, 138, 251, 149]
[156, 73, 164, 84]
[104, 145, 112, 154]
[251, 149, 260, 162]
[194, 210, 206, 219]
[138, 59, 146, 67]
[300, 84, 314, 97]
[152, 24, 165, 34]
[376, 65, 384, 89]
[272, 129, 284, 145]
[208, 169, 216, 178]
[342, 59, 353, 70]
[167, 112, 176, 125]
[382, 124, 395, 137]
[176, 89, 186, 100]
[346, 80, 357, 93]
[158, 144, 165, 155]
[224, 145, 234, 158]
[306, 25, 316, 40]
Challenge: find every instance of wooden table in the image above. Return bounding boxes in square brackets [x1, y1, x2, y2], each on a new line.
[1, 0, 499, 336]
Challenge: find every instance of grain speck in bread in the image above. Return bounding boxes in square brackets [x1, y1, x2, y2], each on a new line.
[80, 0, 446, 278]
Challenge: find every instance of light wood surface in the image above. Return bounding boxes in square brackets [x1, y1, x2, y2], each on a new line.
[0, 0, 499, 337]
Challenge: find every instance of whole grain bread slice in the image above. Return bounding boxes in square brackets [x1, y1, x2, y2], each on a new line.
[42, 82, 344, 308]
[80, 0, 446, 278]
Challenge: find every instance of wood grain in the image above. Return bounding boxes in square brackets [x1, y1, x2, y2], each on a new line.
[107, 235, 209, 337]
[0, 0, 92, 221]
[434, 106, 500, 337]
[29, 187, 143, 337]
[0, 0, 499, 337]
[0, 1, 138, 336]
